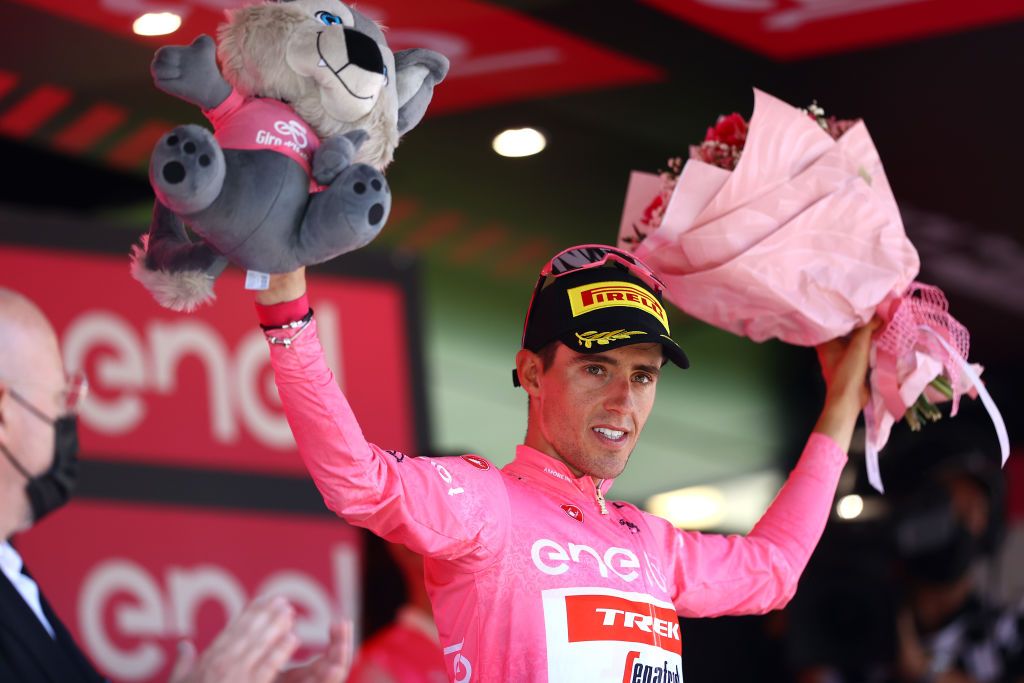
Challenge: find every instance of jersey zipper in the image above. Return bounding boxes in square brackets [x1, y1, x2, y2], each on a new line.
[595, 479, 608, 515]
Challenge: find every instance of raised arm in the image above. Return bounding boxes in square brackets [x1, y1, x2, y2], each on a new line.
[659, 322, 877, 617]
[255, 271, 507, 569]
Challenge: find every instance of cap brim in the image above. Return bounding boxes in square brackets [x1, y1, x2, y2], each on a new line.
[558, 331, 689, 370]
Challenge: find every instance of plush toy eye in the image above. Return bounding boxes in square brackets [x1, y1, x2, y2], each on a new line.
[382, 65, 389, 85]
[316, 11, 343, 26]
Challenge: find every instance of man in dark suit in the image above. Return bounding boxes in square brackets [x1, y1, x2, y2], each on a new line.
[0, 288, 352, 683]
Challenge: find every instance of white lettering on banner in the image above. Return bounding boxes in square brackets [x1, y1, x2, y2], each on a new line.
[166, 565, 247, 635]
[62, 302, 343, 450]
[77, 547, 357, 681]
[62, 312, 147, 433]
[150, 321, 236, 442]
[530, 539, 642, 582]
[79, 560, 164, 680]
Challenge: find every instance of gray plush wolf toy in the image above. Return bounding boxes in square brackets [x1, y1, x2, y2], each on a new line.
[131, 0, 448, 311]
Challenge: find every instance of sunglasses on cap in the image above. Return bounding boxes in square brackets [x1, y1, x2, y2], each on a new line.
[520, 244, 665, 348]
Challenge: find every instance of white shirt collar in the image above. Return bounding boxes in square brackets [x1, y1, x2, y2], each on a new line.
[0, 540, 57, 639]
[0, 540, 25, 575]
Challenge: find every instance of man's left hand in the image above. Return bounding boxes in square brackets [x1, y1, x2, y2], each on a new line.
[812, 319, 880, 452]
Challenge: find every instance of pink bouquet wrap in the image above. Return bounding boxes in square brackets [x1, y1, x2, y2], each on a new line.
[619, 89, 1009, 490]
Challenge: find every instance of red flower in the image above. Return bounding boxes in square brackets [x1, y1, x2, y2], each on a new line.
[641, 193, 664, 223]
[704, 113, 748, 148]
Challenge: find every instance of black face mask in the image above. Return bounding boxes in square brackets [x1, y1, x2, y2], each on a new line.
[1, 391, 80, 523]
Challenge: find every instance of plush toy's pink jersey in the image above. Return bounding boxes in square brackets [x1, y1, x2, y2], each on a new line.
[204, 89, 324, 192]
[258, 300, 847, 682]
[349, 606, 447, 683]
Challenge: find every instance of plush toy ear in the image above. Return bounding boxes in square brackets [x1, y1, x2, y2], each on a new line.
[394, 49, 450, 135]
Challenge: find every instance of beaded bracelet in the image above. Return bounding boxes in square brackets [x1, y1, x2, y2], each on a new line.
[263, 308, 314, 347]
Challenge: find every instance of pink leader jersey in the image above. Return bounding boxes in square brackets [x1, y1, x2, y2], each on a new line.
[203, 88, 325, 192]
[260, 305, 847, 683]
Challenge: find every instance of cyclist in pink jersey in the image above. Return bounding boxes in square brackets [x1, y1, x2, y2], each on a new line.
[253, 245, 876, 682]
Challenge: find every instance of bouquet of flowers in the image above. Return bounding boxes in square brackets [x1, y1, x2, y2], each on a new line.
[618, 89, 1008, 491]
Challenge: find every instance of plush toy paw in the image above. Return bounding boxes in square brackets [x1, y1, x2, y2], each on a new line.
[151, 35, 231, 110]
[338, 163, 390, 244]
[313, 130, 369, 186]
[150, 124, 226, 216]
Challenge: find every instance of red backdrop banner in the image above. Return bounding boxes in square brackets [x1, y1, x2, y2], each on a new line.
[0, 245, 418, 474]
[16, 500, 361, 683]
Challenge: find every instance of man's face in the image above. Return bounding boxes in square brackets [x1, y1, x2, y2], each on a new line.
[1, 341, 65, 532]
[521, 342, 662, 480]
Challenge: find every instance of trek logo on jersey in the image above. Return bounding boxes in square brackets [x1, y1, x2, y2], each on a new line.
[622, 651, 682, 683]
[462, 455, 490, 470]
[566, 594, 682, 654]
[561, 504, 584, 523]
[567, 281, 669, 333]
[542, 587, 682, 680]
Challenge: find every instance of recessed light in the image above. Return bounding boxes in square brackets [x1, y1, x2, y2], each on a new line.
[646, 486, 725, 530]
[836, 494, 864, 520]
[492, 127, 546, 158]
[133, 12, 183, 37]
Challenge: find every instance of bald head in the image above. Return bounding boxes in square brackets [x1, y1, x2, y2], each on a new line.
[0, 289, 66, 537]
[0, 288, 62, 388]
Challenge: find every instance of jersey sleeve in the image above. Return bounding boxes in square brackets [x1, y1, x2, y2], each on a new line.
[266, 317, 508, 570]
[651, 432, 847, 617]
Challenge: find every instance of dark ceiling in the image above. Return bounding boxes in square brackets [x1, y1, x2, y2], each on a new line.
[2, 0, 1022, 385]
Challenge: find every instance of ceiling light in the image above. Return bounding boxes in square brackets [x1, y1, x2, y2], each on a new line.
[492, 128, 546, 158]
[836, 494, 864, 520]
[646, 486, 725, 530]
[133, 12, 182, 37]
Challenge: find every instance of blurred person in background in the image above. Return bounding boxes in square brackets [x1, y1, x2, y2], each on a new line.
[0, 287, 352, 683]
[891, 450, 1023, 683]
[788, 424, 1021, 683]
[348, 539, 445, 683]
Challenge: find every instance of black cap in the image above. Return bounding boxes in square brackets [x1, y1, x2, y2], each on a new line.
[514, 265, 689, 386]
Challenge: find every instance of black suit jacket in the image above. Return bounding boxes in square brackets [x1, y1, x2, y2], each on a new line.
[0, 565, 106, 682]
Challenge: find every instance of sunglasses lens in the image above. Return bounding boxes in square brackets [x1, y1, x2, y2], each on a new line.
[545, 245, 663, 290]
[548, 246, 625, 275]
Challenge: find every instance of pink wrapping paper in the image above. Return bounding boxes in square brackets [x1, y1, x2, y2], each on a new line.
[619, 89, 1008, 490]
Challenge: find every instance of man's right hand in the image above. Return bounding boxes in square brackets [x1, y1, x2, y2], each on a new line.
[168, 595, 299, 683]
[257, 269, 308, 306]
